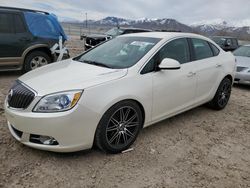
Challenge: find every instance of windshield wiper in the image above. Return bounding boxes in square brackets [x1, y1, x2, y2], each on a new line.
[82, 60, 112, 68]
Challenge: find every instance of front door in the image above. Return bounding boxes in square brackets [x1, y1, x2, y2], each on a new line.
[151, 38, 197, 121]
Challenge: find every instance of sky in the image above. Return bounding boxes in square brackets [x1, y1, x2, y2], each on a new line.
[1, 0, 250, 25]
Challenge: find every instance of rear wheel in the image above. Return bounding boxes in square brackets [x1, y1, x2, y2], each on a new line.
[208, 77, 232, 110]
[24, 51, 51, 72]
[95, 101, 143, 154]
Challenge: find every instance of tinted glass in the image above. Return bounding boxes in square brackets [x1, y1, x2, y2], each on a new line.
[75, 36, 161, 69]
[0, 13, 13, 33]
[158, 38, 190, 64]
[141, 57, 156, 74]
[141, 38, 190, 74]
[14, 14, 26, 33]
[210, 43, 220, 56]
[232, 39, 238, 46]
[233, 46, 250, 57]
[192, 38, 214, 60]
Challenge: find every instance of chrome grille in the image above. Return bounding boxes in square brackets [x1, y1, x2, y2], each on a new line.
[236, 66, 246, 72]
[7, 82, 35, 109]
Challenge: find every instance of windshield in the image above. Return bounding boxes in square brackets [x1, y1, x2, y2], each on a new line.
[74, 36, 161, 69]
[211, 37, 226, 46]
[105, 28, 124, 36]
[233, 46, 250, 57]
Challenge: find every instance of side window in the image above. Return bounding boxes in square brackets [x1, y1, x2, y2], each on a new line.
[141, 55, 157, 74]
[232, 39, 238, 47]
[0, 13, 13, 33]
[141, 38, 190, 74]
[192, 38, 214, 60]
[14, 14, 26, 33]
[158, 38, 190, 64]
[209, 42, 220, 56]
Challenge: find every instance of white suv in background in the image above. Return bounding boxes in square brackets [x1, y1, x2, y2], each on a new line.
[5, 32, 236, 153]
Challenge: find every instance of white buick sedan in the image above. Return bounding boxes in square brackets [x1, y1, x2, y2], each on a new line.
[5, 32, 235, 153]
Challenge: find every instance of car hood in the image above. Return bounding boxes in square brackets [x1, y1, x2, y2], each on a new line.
[19, 59, 127, 96]
[235, 56, 250, 68]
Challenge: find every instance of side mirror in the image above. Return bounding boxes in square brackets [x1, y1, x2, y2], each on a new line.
[159, 58, 181, 70]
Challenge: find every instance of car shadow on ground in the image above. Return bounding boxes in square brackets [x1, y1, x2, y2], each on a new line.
[233, 83, 250, 91]
[0, 71, 23, 78]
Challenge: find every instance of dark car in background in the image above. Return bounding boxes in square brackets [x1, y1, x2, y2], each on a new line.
[0, 6, 68, 72]
[211, 36, 239, 51]
[83, 27, 152, 50]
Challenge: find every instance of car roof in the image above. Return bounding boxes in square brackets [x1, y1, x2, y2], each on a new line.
[0, 6, 49, 15]
[212, 36, 237, 39]
[119, 32, 210, 40]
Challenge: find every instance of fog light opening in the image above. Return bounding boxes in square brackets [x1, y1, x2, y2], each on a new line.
[30, 134, 59, 145]
[39, 136, 58, 145]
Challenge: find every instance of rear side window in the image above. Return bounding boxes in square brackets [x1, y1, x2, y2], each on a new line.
[0, 13, 13, 33]
[192, 38, 214, 60]
[209, 43, 220, 56]
[14, 14, 26, 33]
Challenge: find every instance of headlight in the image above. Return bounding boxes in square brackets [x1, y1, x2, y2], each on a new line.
[33, 90, 82, 112]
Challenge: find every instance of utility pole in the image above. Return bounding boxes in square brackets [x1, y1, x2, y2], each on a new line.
[85, 12, 88, 29]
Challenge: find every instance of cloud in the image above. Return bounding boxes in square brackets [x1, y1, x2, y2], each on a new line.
[0, 0, 249, 24]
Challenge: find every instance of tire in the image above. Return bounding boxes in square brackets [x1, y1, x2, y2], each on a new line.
[24, 51, 51, 72]
[208, 77, 232, 110]
[95, 100, 143, 154]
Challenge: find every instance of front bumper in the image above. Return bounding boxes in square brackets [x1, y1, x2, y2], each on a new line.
[4, 99, 101, 152]
[234, 72, 250, 85]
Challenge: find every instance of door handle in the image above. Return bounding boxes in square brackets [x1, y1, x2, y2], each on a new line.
[187, 72, 196, 77]
[216, 64, 222, 68]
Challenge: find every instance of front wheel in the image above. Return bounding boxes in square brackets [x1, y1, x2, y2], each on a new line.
[95, 101, 143, 154]
[208, 77, 232, 110]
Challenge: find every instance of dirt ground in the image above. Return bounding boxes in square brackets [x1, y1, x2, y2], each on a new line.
[0, 39, 250, 188]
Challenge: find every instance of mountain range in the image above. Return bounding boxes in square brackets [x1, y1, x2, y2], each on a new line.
[63, 16, 250, 40]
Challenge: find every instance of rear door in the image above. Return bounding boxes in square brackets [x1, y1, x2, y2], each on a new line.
[12, 13, 33, 57]
[189, 38, 222, 103]
[0, 12, 15, 59]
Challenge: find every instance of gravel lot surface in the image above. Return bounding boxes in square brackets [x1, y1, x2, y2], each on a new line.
[0, 39, 250, 188]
